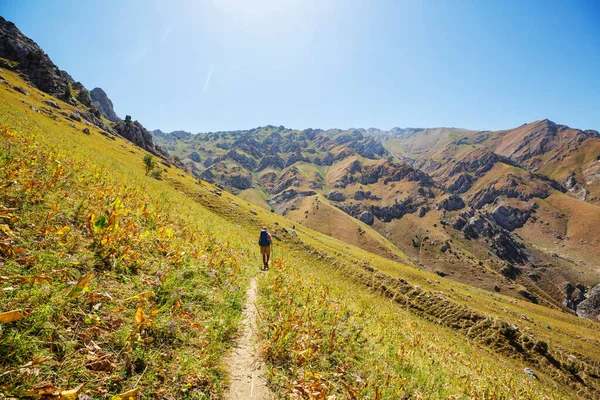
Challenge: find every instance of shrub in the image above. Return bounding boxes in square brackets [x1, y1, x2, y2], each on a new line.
[150, 168, 163, 180]
[143, 154, 157, 175]
[534, 340, 548, 354]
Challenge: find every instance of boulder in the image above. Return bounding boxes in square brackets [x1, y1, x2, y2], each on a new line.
[69, 111, 81, 122]
[523, 368, 537, 379]
[13, 85, 29, 95]
[44, 99, 60, 109]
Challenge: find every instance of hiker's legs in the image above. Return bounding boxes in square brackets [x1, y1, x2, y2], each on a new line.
[265, 246, 271, 268]
[260, 246, 268, 269]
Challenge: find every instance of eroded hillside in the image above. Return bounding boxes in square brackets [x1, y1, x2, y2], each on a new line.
[153, 121, 600, 322]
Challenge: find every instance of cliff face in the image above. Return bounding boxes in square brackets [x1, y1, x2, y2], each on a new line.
[0, 16, 72, 96]
[0, 16, 170, 157]
[91, 87, 120, 122]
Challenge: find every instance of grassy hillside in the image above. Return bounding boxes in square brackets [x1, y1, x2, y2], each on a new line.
[1, 69, 600, 399]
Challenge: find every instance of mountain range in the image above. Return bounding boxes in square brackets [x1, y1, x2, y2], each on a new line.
[153, 121, 600, 320]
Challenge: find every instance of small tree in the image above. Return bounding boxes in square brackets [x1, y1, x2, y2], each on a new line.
[143, 154, 157, 175]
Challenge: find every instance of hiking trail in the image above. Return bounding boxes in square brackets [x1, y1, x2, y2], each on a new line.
[226, 276, 272, 399]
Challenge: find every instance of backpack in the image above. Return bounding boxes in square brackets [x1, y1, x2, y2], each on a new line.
[258, 230, 271, 246]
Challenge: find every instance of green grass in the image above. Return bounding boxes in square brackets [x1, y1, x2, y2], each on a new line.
[258, 256, 574, 399]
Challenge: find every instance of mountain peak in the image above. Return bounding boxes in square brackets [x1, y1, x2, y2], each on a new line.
[90, 87, 120, 122]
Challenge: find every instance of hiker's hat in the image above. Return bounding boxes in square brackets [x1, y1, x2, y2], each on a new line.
[262, 226, 267, 230]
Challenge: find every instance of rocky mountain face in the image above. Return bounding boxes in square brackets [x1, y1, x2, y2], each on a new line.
[0, 17, 173, 161]
[0, 16, 72, 96]
[154, 121, 600, 321]
[90, 87, 120, 122]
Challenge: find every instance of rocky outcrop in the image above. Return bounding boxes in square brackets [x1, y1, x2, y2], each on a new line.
[268, 189, 316, 205]
[188, 151, 201, 163]
[226, 150, 257, 170]
[90, 87, 120, 122]
[257, 153, 286, 171]
[457, 213, 528, 265]
[169, 130, 192, 140]
[272, 167, 301, 193]
[334, 161, 435, 189]
[75, 84, 92, 107]
[0, 16, 72, 96]
[222, 174, 253, 190]
[491, 205, 530, 231]
[447, 173, 474, 194]
[359, 211, 375, 225]
[321, 152, 334, 166]
[576, 284, 600, 321]
[182, 160, 201, 177]
[562, 282, 586, 311]
[436, 194, 465, 211]
[354, 190, 380, 201]
[348, 137, 387, 159]
[200, 168, 216, 183]
[114, 119, 157, 154]
[468, 173, 563, 209]
[339, 197, 425, 224]
[285, 151, 307, 167]
[259, 172, 278, 192]
[328, 191, 345, 202]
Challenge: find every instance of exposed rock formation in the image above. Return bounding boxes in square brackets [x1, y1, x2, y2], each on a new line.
[491, 205, 530, 231]
[0, 16, 72, 96]
[436, 194, 465, 211]
[576, 285, 600, 321]
[268, 189, 316, 205]
[328, 191, 345, 202]
[90, 87, 120, 122]
[114, 119, 157, 154]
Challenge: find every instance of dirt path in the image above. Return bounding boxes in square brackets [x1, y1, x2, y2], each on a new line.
[226, 277, 272, 399]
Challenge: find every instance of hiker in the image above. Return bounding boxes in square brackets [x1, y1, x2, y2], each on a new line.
[258, 226, 272, 270]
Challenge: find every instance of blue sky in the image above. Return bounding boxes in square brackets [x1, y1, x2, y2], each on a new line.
[1, 0, 599, 132]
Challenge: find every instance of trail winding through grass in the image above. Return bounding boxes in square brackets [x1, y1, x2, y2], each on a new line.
[227, 276, 272, 399]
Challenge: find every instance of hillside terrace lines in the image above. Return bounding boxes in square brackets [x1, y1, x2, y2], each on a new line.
[286, 238, 600, 397]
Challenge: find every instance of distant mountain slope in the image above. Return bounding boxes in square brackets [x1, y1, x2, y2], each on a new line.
[154, 122, 600, 321]
[381, 120, 600, 204]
